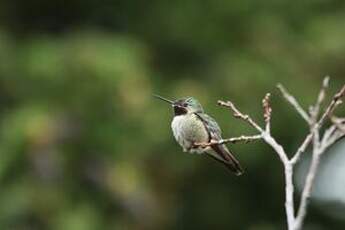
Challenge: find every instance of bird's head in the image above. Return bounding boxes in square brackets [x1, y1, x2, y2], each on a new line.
[153, 95, 204, 115]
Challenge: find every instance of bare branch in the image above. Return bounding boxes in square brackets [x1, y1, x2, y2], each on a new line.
[261, 133, 289, 164]
[221, 134, 263, 144]
[277, 84, 311, 124]
[323, 130, 345, 151]
[320, 121, 345, 152]
[262, 93, 272, 132]
[309, 76, 330, 121]
[217, 100, 264, 133]
[290, 133, 313, 165]
[318, 77, 330, 104]
[331, 116, 345, 133]
[217, 99, 289, 164]
[194, 134, 262, 147]
[284, 163, 295, 229]
[317, 84, 345, 128]
[214, 79, 344, 230]
[294, 83, 345, 230]
[294, 151, 321, 230]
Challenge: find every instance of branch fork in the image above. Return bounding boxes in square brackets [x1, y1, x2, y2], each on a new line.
[199, 77, 345, 230]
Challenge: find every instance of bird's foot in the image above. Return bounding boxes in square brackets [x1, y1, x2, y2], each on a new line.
[193, 140, 218, 148]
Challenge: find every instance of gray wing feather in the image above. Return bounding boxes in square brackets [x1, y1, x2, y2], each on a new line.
[195, 113, 222, 140]
[195, 112, 244, 175]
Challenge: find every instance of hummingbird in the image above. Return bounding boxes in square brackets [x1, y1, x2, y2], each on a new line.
[154, 94, 244, 175]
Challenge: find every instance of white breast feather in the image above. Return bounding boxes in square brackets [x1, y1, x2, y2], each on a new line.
[171, 114, 210, 154]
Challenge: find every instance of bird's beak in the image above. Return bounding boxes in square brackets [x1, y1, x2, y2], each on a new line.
[153, 94, 174, 104]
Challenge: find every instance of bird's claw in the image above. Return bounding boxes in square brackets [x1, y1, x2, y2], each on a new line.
[193, 140, 217, 148]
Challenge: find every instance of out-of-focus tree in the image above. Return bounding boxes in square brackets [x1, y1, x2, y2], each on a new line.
[0, 0, 345, 229]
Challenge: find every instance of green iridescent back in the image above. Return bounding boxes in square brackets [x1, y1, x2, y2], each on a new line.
[184, 97, 204, 113]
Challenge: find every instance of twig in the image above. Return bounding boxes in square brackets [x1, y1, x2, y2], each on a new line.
[263, 93, 272, 132]
[284, 162, 295, 230]
[317, 84, 345, 127]
[219, 96, 294, 227]
[294, 149, 321, 230]
[194, 135, 262, 147]
[290, 133, 313, 165]
[322, 128, 345, 151]
[319, 117, 345, 152]
[212, 78, 345, 230]
[218, 98, 289, 163]
[293, 81, 345, 230]
[217, 100, 264, 133]
[309, 76, 329, 122]
[277, 84, 311, 124]
[331, 116, 345, 133]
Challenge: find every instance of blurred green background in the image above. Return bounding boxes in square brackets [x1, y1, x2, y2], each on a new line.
[0, 0, 345, 229]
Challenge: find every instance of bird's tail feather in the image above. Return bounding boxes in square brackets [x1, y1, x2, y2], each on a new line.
[206, 144, 244, 176]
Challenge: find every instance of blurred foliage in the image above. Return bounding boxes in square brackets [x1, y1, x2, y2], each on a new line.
[0, 0, 345, 229]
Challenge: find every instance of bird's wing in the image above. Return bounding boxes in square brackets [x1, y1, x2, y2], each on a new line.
[195, 113, 244, 175]
[195, 113, 222, 140]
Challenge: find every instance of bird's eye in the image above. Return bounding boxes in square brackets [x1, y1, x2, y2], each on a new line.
[183, 103, 188, 107]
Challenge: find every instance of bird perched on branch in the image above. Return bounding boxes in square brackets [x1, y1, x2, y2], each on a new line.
[154, 95, 243, 175]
